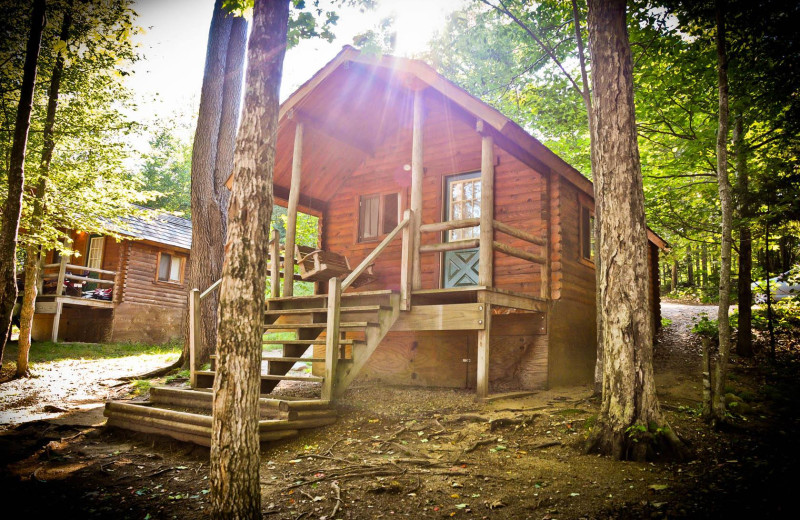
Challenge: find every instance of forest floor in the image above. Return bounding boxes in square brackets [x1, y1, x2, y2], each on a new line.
[1, 303, 799, 519]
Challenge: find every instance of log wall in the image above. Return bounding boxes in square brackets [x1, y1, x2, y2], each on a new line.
[321, 93, 547, 296]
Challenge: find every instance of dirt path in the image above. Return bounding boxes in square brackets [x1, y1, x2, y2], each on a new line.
[1, 305, 798, 519]
[0, 348, 178, 429]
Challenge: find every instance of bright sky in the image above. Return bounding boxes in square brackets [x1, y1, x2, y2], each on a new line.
[128, 0, 466, 138]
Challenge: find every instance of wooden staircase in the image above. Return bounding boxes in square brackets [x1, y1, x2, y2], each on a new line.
[193, 289, 399, 398]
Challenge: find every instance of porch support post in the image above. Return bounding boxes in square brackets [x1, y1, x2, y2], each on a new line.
[476, 300, 492, 399]
[283, 121, 304, 297]
[410, 89, 424, 290]
[51, 301, 62, 343]
[188, 288, 200, 388]
[478, 122, 495, 287]
[270, 228, 281, 298]
[321, 276, 341, 401]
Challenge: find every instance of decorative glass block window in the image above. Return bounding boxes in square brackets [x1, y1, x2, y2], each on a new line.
[447, 173, 481, 241]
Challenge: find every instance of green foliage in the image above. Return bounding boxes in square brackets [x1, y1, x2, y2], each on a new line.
[692, 315, 719, 339]
[661, 318, 673, 328]
[1, 339, 180, 366]
[1, 0, 153, 257]
[138, 114, 194, 216]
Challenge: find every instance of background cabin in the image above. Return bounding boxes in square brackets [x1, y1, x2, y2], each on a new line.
[31, 208, 191, 344]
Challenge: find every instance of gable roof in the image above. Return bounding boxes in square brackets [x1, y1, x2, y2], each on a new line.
[227, 46, 666, 250]
[114, 207, 192, 251]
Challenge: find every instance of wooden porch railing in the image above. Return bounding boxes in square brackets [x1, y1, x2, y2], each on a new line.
[417, 218, 549, 299]
[41, 256, 119, 299]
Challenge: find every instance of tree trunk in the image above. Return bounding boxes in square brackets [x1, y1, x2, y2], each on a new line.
[712, 0, 734, 423]
[209, 0, 289, 518]
[585, 0, 680, 461]
[0, 0, 46, 369]
[701, 242, 708, 287]
[734, 115, 753, 357]
[671, 260, 678, 291]
[186, 0, 248, 371]
[17, 3, 74, 377]
[686, 245, 694, 286]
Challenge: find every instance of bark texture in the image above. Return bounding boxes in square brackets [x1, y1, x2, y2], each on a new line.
[585, 0, 675, 461]
[734, 115, 753, 357]
[18, 4, 74, 377]
[186, 0, 248, 370]
[712, 0, 734, 421]
[209, 0, 289, 518]
[0, 0, 46, 368]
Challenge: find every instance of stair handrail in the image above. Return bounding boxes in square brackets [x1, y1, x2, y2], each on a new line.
[341, 211, 411, 291]
[189, 277, 223, 388]
[322, 210, 411, 400]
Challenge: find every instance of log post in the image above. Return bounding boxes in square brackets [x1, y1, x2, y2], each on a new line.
[321, 276, 341, 401]
[400, 209, 413, 311]
[476, 301, 492, 398]
[270, 228, 280, 298]
[283, 121, 303, 297]
[51, 301, 62, 343]
[478, 122, 495, 287]
[189, 288, 201, 388]
[410, 90, 424, 289]
[56, 254, 67, 297]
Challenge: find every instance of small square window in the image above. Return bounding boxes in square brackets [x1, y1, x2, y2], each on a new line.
[157, 252, 183, 283]
[358, 192, 401, 242]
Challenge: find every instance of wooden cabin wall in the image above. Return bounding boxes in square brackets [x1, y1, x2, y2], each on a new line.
[111, 241, 189, 344]
[321, 93, 546, 296]
[547, 177, 597, 386]
[358, 313, 547, 390]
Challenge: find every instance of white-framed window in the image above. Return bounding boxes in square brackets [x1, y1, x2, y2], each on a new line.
[156, 252, 184, 283]
[447, 173, 481, 241]
[87, 236, 104, 269]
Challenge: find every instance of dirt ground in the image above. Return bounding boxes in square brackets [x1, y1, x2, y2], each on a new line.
[1, 303, 799, 519]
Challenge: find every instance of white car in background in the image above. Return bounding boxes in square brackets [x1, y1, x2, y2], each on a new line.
[752, 270, 800, 302]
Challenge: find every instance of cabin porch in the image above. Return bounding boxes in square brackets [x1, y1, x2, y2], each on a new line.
[32, 255, 119, 343]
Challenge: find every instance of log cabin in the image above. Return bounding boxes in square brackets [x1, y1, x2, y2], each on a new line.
[31, 207, 191, 344]
[104, 47, 667, 445]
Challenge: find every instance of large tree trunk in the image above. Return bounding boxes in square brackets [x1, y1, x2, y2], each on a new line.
[209, 0, 289, 518]
[712, 0, 734, 423]
[734, 115, 753, 357]
[585, 0, 679, 461]
[0, 0, 46, 369]
[186, 0, 248, 371]
[17, 4, 74, 377]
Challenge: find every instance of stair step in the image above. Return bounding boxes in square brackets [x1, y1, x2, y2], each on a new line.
[196, 370, 323, 383]
[210, 354, 328, 362]
[264, 322, 376, 330]
[267, 357, 325, 363]
[267, 290, 395, 303]
[261, 374, 324, 382]
[262, 339, 362, 345]
[264, 305, 389, 316]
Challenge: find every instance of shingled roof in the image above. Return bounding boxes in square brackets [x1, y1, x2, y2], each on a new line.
[116, 207, 192, 251]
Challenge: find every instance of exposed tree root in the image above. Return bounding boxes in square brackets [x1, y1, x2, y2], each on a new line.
[584, 421, 690, 462]
[117, 354, 185, 381]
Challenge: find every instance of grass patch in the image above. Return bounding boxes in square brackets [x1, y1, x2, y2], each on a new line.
[553, 408, 587, 416]
[3, 340, 180, 365]
[165, 369, 191, 383]
[132, 379, 152, 395]
[263, 331, 297, 352]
